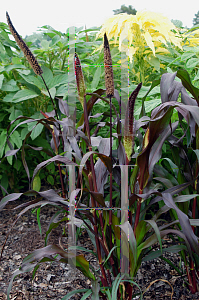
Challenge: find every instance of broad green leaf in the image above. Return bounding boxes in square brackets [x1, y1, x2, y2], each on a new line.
[4, 64, 27, 72]
[30, 123, 44, 140]
[41, 40, 50, 50]
[181, 52, 195, 61]
[21, 127, 29, 140]
[49, 74, 68, 89]
[145, 55, 160, 71]
[32, 173, 41, 192]
[186, 58, 199, 69]
[18, 72, 43, 89]
[47, 175, 54, 186]
[50, 35, 61, 46]
[9, 109, 23, 121]
[41, 66, 53, 86]
[2, 93, 15, 102]
[10, 130, 22, 149]
[41, 87, 56, 99]
[194, 69, 199, 81]
[91, 66, 101, 90]
[1, 79, 19, 92]
[12, 89, 38, 103]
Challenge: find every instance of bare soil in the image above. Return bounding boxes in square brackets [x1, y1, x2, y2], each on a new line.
[1, 199, 199, 299]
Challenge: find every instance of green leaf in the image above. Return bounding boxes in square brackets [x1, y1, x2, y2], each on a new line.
[91, 66, 101, 90]
[0, 130, 7, 158]
[37, 207, 42, 236]
[145, 220, 162, 254]
[49, 74, 68, 89]
[177, 69, 199, 103]
[111, 274, 125, 300]
[135, 221, 147, 246]
[61, 289, 90, 300]
[193, 149, 199, 162]
[50, 35, 61, 46]
[0, 74, 4, 89]
[21, 127, 29, 140]
[1, 79, 19, 92]
[41, 66, 53, 87]
[18, 72, 43, 89]
[30, 123, 44, 140]
[145, 55, 160, 71]
[41, 40, 50, 50]
[10, 130, 22, 149]
[47, 175, 54, 186]
[5, 144, 13, 165]
[186, 58, 199, 69]
[4, 64, 27, 72]
[12, 89, 39, 103]
[2, 93, 15, 102]
[143, 244, 187, 261]
[32, 173, 41, 192]
[9, 109, 23, 121]
[41, 87, 56, 99]
[181, 52, 196, 61]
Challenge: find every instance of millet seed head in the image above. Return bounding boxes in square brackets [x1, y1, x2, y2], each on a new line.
[103, 33, 114, 97]
[6, 12, 43, 76]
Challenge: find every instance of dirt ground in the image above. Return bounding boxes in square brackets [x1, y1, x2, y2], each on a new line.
[1, 199, 199, 299]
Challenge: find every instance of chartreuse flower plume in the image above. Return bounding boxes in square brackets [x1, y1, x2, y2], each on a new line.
[103, 33, 114, 97]
[74, 53, 86, 107]
[124, 83, 142, 161]
[6, 12, 43, 76]
[95, 11, 182, 63]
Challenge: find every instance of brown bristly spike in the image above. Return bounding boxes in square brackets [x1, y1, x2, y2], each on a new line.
[103, 33, 114, 97]
[6, 12, 43, 76]
[124, 83, 142, 161]
[74, 53, 86, 107]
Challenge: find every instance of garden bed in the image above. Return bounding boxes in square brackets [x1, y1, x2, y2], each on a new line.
[1, 199, 199, 300]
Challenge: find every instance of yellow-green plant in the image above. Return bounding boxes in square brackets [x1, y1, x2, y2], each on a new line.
[95, 11, 182, 84]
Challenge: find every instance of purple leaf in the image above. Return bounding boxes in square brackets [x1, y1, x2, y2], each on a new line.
[0, 193, 23, 210]
[58, 98, 69, 116]
[31, 155, 77, 184]
[162, 193, 199, 256]
[5, 149, 20, 157]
